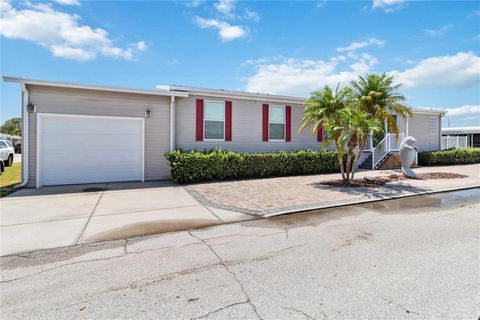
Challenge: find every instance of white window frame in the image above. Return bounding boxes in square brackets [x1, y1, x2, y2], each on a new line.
[204, 100, 225, 141]
[268, 105, 286, 141]
[429, 116, 437, 135]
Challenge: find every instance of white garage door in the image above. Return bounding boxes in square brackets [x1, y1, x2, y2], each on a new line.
[37, 114, 144, 186]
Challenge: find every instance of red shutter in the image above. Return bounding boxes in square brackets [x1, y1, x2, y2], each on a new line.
[285, 106, 291, 142]
[317, 122, 323, 142]
[262, 104, 269, 141]
[225, 101, 232, 141]
[196, 99, 204, 141]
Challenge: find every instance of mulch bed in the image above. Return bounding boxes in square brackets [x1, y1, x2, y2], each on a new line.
[321, 172, 467, 188]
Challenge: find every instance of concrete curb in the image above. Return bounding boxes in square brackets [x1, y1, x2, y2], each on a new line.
[263, 185, 479, 217]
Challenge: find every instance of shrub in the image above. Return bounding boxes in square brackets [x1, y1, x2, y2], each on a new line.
[418, 147, 480, 166]
[165, 148, 340, 183]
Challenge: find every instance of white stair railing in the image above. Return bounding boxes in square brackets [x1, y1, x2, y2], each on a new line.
[372, 133, 405, 169]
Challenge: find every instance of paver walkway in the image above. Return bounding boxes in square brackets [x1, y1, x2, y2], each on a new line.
[185, 164, 480, 216]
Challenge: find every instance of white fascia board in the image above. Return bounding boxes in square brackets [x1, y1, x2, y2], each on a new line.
[442, 127, 480, 134]
[398, 102, 446, 115]
[158, 84, 306, 105]
[3, 76, 188, 98]
[411, 108, 447, 115]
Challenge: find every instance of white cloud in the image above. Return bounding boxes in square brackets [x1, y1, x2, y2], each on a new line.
[136, 41, 147, 51]
[316, 0, 327, 8]
[243, 51, 480, 97]
[214, 0, 236, 18]
[194, 16, 247, 42]
[0, 0, 146, 61]
[372, 0, 406, 12]
[393, 51, 480, 88]
[244, 54, 378, 97]
[423, 25, 452, 36]
[190, 0, 205, 7]
[51, 45, 94, 61]
[52, 0, 81, 6]
[244, 8, 260, 22]
[444, 105, 480, 117]
[336, 38, 384, 52]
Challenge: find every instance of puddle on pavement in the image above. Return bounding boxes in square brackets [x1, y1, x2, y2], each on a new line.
[265, 188, 480, 229]
[83, 219, 222, 243]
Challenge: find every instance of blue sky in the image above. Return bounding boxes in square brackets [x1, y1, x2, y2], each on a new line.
[1, 0, 479, 127]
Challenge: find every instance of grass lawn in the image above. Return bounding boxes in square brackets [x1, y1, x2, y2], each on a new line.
[0, 162, 21, 198]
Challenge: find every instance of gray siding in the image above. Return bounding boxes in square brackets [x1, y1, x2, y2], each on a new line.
[27, 85, 171, 187]
[408, 113, 441, 151]
[175, 95, 321, 152]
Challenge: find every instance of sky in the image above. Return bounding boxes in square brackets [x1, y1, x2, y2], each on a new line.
[1, 0, 479, 128]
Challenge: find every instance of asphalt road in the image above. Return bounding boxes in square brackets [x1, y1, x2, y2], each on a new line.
[1, 189, 479, 320]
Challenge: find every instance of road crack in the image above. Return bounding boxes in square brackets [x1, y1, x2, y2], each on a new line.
[191, 301, 249, 319]
[188, 231, 263, 320]
[282, 307, 319, 319]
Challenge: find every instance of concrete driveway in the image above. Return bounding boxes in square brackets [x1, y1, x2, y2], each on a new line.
[0, 182, 253, 256]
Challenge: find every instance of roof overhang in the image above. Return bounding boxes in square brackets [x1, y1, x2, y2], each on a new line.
[3, 76, 189, 98]
[442, 127, 480, 135]
[411, 108, 447, 115]
[157, 84, 306, 105]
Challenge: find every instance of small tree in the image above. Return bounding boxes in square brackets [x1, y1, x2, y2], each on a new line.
[300, 73, 406, 186]
[299, 85, 351, 182]
[340, 108, 383, 182]
[0, 117, 21, 136]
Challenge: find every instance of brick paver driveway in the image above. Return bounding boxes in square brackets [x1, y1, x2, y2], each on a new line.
[185, 164, 480, 216]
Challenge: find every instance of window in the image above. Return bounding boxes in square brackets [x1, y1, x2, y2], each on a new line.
[269, 105, 285, 140]
[5, 141, 12, 147]
[429, 117, 437, 134]
[204, 100, 225, 140]
[0, 141, 6, 148]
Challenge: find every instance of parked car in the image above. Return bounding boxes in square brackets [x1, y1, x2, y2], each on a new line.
[0, 139, 15, 167]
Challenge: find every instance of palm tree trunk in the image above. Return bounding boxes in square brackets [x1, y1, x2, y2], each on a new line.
[350, 145, 364, 180]
[345, 150, 353, 186]
[335, 140, 346, 182]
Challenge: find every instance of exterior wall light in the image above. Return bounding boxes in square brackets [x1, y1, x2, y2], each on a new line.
[145, 110, 151, 118]
[27, 103, 36, 113]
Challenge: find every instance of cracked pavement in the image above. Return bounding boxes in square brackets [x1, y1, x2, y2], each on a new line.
[1, 189, 479, 319]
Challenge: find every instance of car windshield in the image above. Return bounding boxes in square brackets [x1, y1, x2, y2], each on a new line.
[5, 141, 13, 147]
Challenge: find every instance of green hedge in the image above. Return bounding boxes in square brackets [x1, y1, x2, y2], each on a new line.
[165, 148, 340, 183]
[418, 147, 480, 166]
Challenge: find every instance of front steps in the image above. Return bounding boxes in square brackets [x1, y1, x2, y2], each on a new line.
[359, 151, 418, 170]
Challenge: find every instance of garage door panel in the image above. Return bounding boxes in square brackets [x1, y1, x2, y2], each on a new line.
[39, 114, 144, 186]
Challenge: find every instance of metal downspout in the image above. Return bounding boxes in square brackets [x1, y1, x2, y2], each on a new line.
[16, 84, 29, 188]
[169, 95, 175, 151]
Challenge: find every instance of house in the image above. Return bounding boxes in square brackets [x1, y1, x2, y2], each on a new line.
[3, 76, 445, 187]
[442, 127, 480, 149]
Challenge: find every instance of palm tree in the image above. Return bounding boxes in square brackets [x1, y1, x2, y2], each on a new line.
[299, 85, 351, 181]
[350, 73, 411, 137]
[340, 108, 383, 182]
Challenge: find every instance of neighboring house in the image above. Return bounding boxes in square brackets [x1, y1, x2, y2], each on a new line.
[442, 127, 480, 149]
[3, 76, 445, 187]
